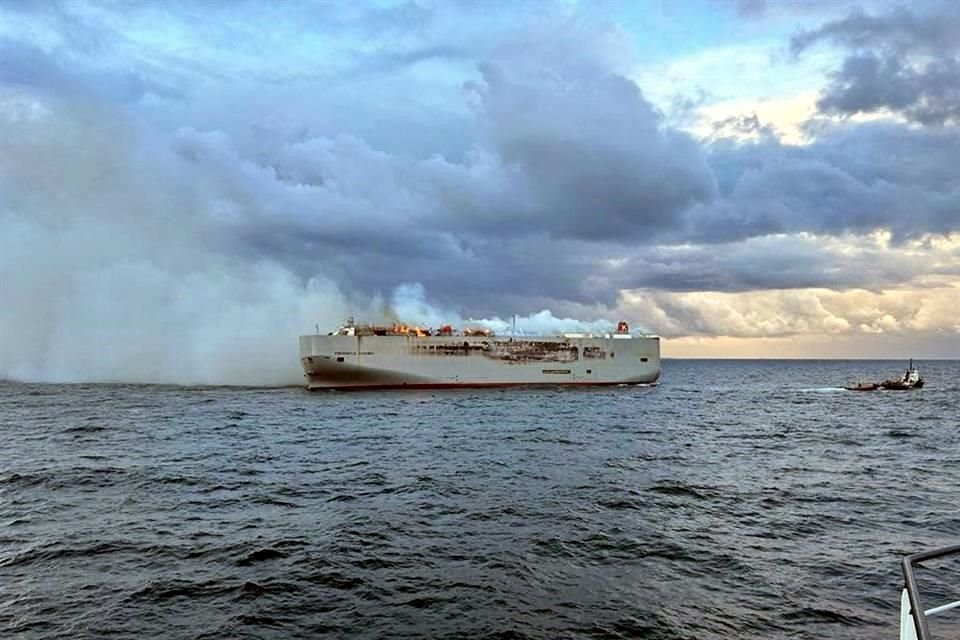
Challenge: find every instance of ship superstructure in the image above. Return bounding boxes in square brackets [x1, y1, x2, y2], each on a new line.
[299, 319, 660, 390]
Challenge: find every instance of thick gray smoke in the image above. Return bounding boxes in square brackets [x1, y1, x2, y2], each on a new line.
[0, 94, 352, 385]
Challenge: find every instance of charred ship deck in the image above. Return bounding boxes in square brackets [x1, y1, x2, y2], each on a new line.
[299, 321, 660, 390]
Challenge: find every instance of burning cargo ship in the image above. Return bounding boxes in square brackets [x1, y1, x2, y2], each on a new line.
[299, 319, 660, 390]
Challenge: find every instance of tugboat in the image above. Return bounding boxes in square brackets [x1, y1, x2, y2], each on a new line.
[880, 360, 924, 390]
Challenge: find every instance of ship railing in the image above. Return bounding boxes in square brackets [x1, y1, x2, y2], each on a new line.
[901, 544, 960, 639]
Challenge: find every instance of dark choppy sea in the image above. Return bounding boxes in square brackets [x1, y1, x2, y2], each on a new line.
[2, 359, 960, 639]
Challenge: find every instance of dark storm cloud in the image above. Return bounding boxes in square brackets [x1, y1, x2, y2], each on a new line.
[470, 231, 937, 303]
[814, 52, 960, 125]
[618, 235, 944, 293]
[337, 237, 620, 315]
[791, 5, 960, 123]
[36, 63, 949, 313]
[187, 19, 720, 249]
[692, 121, 960, 245]
[253, 108, 958, 303]
[458, 26, 717, 243]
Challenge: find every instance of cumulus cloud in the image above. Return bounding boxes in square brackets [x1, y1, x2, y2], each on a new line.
[619, 282, 960, 340]
[454, 20, 717, 242]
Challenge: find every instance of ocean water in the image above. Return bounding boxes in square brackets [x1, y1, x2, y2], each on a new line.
[2, 359, 959, 640]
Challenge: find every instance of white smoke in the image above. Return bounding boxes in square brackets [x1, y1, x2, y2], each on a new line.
[0, 91, 353, 386]
[386, 283, 621, 337]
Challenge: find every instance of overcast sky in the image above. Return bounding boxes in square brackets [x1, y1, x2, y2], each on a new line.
[1, 0, 958, 383]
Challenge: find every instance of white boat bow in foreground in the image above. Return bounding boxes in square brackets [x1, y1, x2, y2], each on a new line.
[900, 544, 960, 639]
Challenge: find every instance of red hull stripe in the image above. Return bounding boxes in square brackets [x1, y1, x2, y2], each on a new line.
[308, 381, 657, 391]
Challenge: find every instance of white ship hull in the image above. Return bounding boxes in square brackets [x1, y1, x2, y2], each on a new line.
[298, 333, 660, 390]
